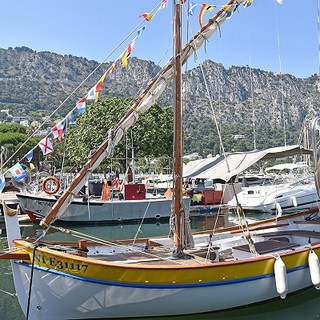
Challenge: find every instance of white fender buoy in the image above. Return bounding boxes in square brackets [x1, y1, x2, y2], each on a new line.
[292, 195, 298, 207]
[308, 250, 320, 290]
[276, 202, 282, 217]
[274, 256, 288, 299]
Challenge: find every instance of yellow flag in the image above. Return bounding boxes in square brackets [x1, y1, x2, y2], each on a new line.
[121, 50, 128, 68]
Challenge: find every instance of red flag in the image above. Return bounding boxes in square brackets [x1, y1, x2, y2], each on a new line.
[51, 121, 65, 142]
[108, 61, 116, 74]
[127, 38, 136, 56]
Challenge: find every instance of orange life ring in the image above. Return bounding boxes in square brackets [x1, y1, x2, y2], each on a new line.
[41, 176, 60, 195]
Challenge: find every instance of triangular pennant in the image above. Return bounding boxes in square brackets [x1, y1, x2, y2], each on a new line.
[139, 12, 153, 21]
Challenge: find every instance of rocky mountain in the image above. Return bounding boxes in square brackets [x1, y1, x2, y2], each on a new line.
[1, 46, 319, 154]
[0, 46, 161, 118]
[185, 61, 320, 125]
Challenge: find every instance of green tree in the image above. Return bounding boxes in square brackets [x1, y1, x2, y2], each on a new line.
[0, 123, 40, 169]
[65, 98, 173, 172]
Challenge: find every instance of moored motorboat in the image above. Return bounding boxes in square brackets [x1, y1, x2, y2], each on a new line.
[227, 174, 320, 215]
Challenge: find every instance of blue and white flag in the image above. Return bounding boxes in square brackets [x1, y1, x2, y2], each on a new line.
[9, 163, 27, 181]
[25, 149, 34, 162]
[67, 110, 76, 124]
[136, 26, 146, 38]
[86, 87, 96, 100]
[0, 174, 6, 193]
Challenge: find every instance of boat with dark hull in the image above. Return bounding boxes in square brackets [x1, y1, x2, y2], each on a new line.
[17, 191, 190, 223]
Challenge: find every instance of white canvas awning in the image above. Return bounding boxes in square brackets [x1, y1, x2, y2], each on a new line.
[183, 145, 312, 182]
[183, 155, 220, 178]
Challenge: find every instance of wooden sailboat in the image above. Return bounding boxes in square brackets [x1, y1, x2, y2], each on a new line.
[3, 1, 320, 319]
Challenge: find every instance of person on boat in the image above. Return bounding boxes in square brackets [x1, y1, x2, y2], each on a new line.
[127, 166, 133, 183]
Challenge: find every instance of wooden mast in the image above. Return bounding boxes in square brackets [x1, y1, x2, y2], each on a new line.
[173, 0, 183, 254]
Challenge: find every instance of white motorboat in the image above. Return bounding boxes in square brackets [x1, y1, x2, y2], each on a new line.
[228, 174, 320, 214]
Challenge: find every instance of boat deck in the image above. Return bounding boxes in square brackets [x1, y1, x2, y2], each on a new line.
[253, 229, 320, 239]
[92, 248, 213, 265]
[232, 239, 299, 255]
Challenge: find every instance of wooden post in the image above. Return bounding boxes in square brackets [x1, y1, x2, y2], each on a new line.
[78, 240, 88, 257]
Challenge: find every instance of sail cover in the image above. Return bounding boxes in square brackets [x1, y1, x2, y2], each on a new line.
[184, 145, 312, 182]
[183, 156, 221, 177]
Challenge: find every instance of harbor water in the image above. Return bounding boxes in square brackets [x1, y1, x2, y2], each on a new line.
[1, 212, 320, 320]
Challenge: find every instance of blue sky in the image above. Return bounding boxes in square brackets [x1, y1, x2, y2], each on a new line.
[1, 0, 319, 78]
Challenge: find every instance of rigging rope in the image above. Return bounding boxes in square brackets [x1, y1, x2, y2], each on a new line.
[26, 244, 38, 320]
[131, 201, 151, 246]
[180, 3, 258, 254]
[0, 288, 16, 298]
[274, 4, 287, 146]
[248, 56, 257, 150]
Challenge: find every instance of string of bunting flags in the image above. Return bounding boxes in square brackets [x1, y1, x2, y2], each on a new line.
[17, 1, 173, 162]
[2, 0, 282, 192]
[0, 0, 170, 192]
